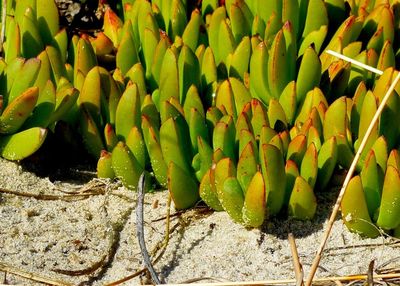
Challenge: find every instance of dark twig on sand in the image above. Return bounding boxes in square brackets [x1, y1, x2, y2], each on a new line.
[52, 255, 107, 276]
[136, 173, 161, 285]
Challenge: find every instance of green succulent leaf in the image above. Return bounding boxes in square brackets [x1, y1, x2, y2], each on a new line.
[376, 165, 400, 230]
[0, 127, 47, 161]
[288, 176, 317, 220]
[242, 172, 266, 227]
[341, 175, 380, 238]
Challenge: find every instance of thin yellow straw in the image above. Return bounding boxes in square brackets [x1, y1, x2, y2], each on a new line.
[326, 50, 383, 75]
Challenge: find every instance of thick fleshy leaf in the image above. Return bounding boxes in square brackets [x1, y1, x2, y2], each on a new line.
[376, 165, 400, 230]
[301, 0, 328, 41]
[5, 18, 21, 63]
[214, 157, 237, 200]
[194, 137, 213, 181]
[97, 150, 115, 179]
[321, 15, 363, 71]
[0, 87, 39, 134]
[260, 144, 286, 215]
[160, 117, 192, 175]
[284, 160, 299, 205]
[74, 38, 97, 84]
[187, 108, 209, 154]
[230, 77, 252, 119]
[103, 7, 123, 47]
[249, 42, 271, 104]
[23, 80, 55, 128]
[116, 21, 139, 75]
[112, 141, 143, 190]
[220, 177, 244, 223]
[371, 136, 388, 172]
[238, 128, 257, 159]
[268, 29, 291, 99]
[286, 134, 307, 167]
[201, 47, 218, 105]
[213, 116, 236, 162]
[206, 106, 223, 136]
[79, 106, 104, 159]
[341, 175, 379, 238]
[296, 46, 321, 105]
[21, 7, 44, 58]
[199, 168, 223, 211]
[279, 81, 296, 125]
[79, 66, 102, 127]
[142, 115, 168, 187]
[229, 36, 251, 81]
[48, 86, 79, 125]
[178, 45, 201, 104]
[126, 126, 147, 169]
[37, 0, 59, 45]
[159, 48, 179, 103]
[150, 36, 169, 89]
[115, 83, 141, 141]
[104, 123, 118, 152]
[242, 172, 266, 227]
[298, 25, 328, 56]
[0, 127, 47, 161]
[8, 58, 40, 105]
[295, 87, 327, 126]
[168, 161, 199, 210]
[237, 141, 258, 193]
[387, 149, 400, 170]
[361, 150, 383, 219]
[288, 176, 317, 220]
[267, 98, 288, 131]
[125, 63, 146, 103]
[48, 50, 69, 87]
[354, 91, 378, 160]
[300, 143, 318, 189]
[184, 85, 205, 120]
[323, 96, 348, 141]
[250, 99, 269, 139]
[317, 136, 338, 190]
[182, 9, 202, 52]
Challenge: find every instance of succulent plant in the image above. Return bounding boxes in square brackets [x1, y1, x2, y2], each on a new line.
[2, 0, 400, 237]
[0, 0, 77, 160]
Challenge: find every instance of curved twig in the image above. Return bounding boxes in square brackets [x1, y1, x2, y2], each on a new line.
[136, 173, 161, 285]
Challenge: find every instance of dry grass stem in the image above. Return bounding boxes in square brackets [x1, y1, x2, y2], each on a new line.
[142, 272, 400, 286]
[367, 260, 375, 286]
[289, 233, 304, 286]
[0, 187, 103, 201]
[0, 262, 73, 286]
[325, 50, 383, 75]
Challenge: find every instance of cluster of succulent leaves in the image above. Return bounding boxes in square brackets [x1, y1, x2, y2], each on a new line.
[1, 0, 400, 238]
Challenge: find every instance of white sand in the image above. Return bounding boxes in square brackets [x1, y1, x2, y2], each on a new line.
[0, 157, 399, 285]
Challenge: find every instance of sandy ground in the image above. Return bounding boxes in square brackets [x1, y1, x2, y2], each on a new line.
[0, 157, 400, 286]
